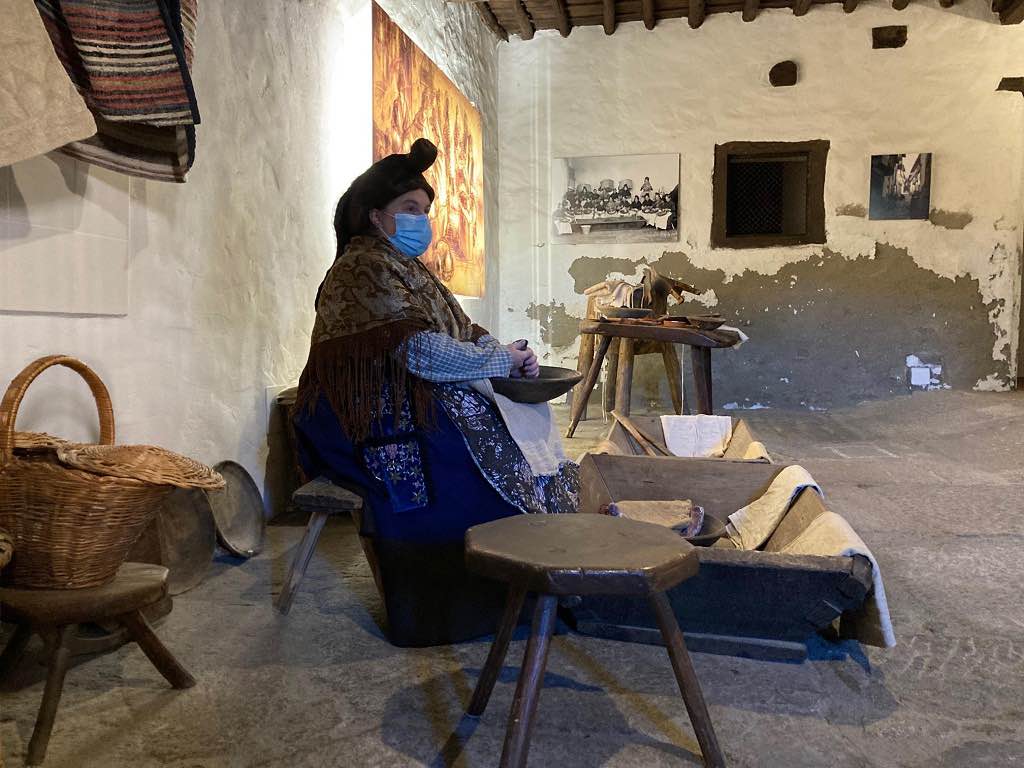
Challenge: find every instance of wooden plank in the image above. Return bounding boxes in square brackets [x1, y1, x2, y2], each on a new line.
[642, 0, 657, 28]
[742, 0, 760, 21]
[475, 1, 509, 40]
[603, 0, 617, 33]
[578, 320, 741, 348]
[793, 0, 812, 13]
[551, 0, 572, 35]
[689, 0, 706, 27]
[512, 0, 536, 39]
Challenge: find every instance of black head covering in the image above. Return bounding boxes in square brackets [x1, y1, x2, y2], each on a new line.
[333, 138, 438, 256]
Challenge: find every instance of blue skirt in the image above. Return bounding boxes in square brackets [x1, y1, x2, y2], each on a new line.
[292, 385, 578, 544]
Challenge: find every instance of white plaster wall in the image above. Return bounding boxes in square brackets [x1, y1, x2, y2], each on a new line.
[497, 3, 1024, 388]
[0, 0, 499, 494]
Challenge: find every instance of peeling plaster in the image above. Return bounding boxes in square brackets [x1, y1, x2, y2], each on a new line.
[525, 301, 583, 350]
[836, 204, 867, 218]
[929, 209, 974, 230]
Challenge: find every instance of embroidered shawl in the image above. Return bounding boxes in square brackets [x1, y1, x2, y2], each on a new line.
[297, 235, 485, 442]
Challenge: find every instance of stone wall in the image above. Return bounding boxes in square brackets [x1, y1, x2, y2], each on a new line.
[497, 5, 1024, 410]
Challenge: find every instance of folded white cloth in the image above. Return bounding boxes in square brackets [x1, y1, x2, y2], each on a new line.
[660, 415, 734, 458]
[726, 465, 821, 550]
[780, 511, 896, 648]
[470, 379, 568, 476]
[719, 325, 750, 349]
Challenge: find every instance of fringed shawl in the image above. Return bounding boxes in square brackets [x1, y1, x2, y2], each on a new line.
[297, 235, 479, 442]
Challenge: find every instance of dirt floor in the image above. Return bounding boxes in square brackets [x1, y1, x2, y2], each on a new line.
[2, 390, 1023, 767]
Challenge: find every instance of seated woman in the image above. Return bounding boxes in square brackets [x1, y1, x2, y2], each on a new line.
[294, 138, 578, 548]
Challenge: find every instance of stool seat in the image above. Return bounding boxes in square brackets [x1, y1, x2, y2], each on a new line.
[0, 563, 169, 626]
[466, 514, 697, 596]
[292, 476, 362, 513]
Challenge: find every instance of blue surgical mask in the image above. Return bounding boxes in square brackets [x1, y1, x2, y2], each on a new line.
[382, 212, 432, 258]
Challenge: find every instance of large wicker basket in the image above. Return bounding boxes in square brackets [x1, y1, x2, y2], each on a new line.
[0, 356, 173, 589]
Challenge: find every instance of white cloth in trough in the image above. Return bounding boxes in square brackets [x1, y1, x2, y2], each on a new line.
[726, 465, 821, 549]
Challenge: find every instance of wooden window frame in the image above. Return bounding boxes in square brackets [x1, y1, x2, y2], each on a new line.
[711, 140, 830, 249]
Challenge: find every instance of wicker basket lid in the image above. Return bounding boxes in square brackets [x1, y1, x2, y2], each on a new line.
[55, 444, 226, 490]
[13, 431, 70, 455]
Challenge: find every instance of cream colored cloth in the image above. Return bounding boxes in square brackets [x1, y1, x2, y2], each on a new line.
[0, 0, 96, 167]
[470, 379, 568, 476]
[726, 465, 821, 550]
[741, 440, 772, 462]
[780, 511, 896, 648]
[661, 415, 734, 457]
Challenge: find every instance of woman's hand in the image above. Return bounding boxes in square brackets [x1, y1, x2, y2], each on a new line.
[506, 341, 540, 379]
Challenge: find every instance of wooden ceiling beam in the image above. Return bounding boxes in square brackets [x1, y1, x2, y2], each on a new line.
[742, 0, 760, 21]
[689, 0, 706, 27]
[603, 0, 617, 33]
[641, 0, 657, 29]
[793, 0, 812, 14]
[551, 0, 572, 35]
[475, 2, 509, 40]
[512, 0, 535, 39]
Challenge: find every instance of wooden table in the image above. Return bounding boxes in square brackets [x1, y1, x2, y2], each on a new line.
[567, 319, 743, 438]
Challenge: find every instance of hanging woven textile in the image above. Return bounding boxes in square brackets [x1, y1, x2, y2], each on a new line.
[34, 0, 201, 182]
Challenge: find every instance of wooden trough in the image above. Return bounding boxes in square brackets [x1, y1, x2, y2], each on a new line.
[572, 453, 874, 662]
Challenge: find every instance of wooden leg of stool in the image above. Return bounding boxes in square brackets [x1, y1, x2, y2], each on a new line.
[0, 623, 32, 681]
[276, 510, 330, 614]
[500, 593, 558, 768]
[661, 343, 684, 415]
[566, 336, 612, 438]
[649, 592, 725, 768]
[26, 624, 73, 766]
[119, 610, 195, 690]
[614, 338, 635, 417]
[602, 339, 620, 421]
[467, 584, 527, 717]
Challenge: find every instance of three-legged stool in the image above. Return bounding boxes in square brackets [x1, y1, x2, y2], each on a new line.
[464, 514, 725, 768]
[0, 563, 194, 765]
[275, 476, 363, 614]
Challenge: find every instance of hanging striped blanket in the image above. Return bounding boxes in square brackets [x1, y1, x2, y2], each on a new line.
[35, 0, 200, 182]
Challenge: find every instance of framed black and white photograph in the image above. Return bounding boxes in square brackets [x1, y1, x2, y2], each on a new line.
[869, 153, 932, 220]
[551, 153, 680, 244]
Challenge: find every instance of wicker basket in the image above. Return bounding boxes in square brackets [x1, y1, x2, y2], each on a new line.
[0, 356, 173, 589]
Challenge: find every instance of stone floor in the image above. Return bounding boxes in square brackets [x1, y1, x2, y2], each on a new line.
[2, 390, 1023, 767]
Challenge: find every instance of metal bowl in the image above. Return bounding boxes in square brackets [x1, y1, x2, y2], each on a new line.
[490, 366, 583, 404]
[684, 514, 728, 547]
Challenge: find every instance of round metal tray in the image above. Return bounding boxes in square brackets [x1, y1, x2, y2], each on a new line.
[207, 461, 266, 558]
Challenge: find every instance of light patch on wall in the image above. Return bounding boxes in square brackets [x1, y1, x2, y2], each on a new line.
[0, 155, 130, 315]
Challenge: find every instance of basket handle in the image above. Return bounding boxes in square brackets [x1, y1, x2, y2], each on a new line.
[0, 355, 115, 465]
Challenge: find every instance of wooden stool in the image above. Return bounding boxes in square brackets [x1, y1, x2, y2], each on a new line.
[464, 514, 726, 768]
[0, 563, 194, 766]
[275, 476, 363, 615]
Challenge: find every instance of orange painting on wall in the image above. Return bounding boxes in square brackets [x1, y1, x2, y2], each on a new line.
[372, 4, 486, 297]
